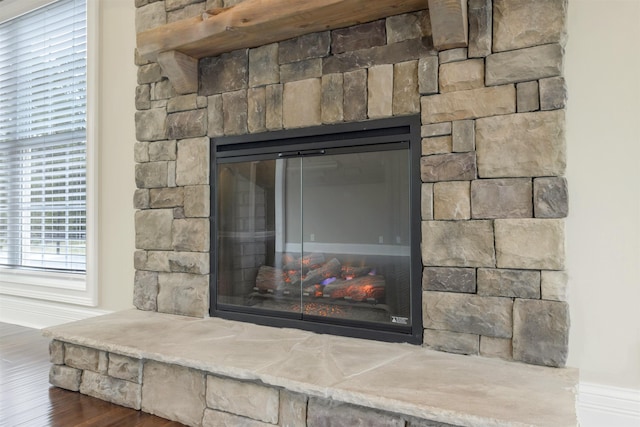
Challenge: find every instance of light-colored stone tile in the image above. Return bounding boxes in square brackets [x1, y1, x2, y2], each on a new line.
[421, 85, 516, 124]
[418, 56, 438, 95]
[157, 272, 209, 317]
[247, 86, 266, 133]
[322, 73, 344, 124]
[135, 2, 166, 32]
[343, 69, 367, 121]
[433, 181, 470, 220]
[477, 268, 541, 299]
[421, 152, 476, 182]
[64, 343, 100, 371]
[207, 94, 224, 137]
[133, 270, 158, 311]
[176, 137, 209, 186]
[476, 110, 566, 178]
[368, 64, 393, 118]
[393, 61, 420, 115]
[135, 108, 167, 142]
[438, 48, 467, 64]
[149, 140, 176, 161]
[479, 336, 512, 360]
[202, 408, 274, 427]
[534, 177, 568, 218]
[206, 376, 279, 424]
[541, 270, 568, 301]
[108, 354, 142, 383]
[183, 185, 210, 218]
[424, 329, 479, 355]
[516, 81, 540, 113]
[172, 218, 209, 252]
[283, 78, 321, 128]
[142, 361, 206, 426]
[421, 183, 433, 220]
[49, 365, 81, 391]
[486, 44, 564, 86]
[249, 43, 279, 87]
[539, 76, 568, 111]
[222, 89, 248, 135]
[307, 397, 404, 427]
[280, 390, 307, 427]
[439, 59, 484, 93]
[421, 136, 451, 155]
[421, 122, 451, 138]
[423, 291, 513, 338]
[471, 178, 532, 219]
[49, 340, 64, 364]
[452, 120, 475, 152]
[80, 371, 142, 409]
[135, 209, 173, 250]
[468, 0, 492, 58]
[422, 220, 495, 267]
[169, 252, 209, 275]
[495, 219, 565, 270]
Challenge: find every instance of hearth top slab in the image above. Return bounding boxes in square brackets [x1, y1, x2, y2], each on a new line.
[44, 309, 578, 427]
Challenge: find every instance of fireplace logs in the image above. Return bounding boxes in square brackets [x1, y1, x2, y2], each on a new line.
[254, 253, 385, 304]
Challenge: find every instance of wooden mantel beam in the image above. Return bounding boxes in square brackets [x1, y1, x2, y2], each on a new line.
[135, 0, 469, 93]
[137, 0, 428, 63]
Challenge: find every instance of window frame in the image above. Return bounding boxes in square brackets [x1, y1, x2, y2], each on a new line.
[0, 0, 99, 306]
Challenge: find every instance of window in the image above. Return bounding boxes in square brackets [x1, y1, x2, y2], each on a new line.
[0, 0, 96, 306]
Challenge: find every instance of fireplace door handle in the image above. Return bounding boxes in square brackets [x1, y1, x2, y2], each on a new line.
[278, 149, 326, 158]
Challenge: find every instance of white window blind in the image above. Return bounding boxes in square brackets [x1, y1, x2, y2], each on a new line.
[0, 0, 87, 272]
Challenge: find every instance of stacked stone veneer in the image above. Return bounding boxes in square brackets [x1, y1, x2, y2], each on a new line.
[130, 0, 569, 368]
[49, 340, 456, 426]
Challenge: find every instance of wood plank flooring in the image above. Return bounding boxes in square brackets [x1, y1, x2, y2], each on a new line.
[0, 322, 185, 427]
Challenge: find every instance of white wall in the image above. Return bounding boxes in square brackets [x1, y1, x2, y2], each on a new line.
[565, 0, 640, 393]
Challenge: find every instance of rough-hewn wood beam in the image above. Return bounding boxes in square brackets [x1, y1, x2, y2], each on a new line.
[156, 50, 198, 94]
[137, 0, 428, 62]
[428, 0, 468, 50]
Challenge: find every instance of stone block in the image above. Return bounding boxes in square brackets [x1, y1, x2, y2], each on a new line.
[149, 187, 184, 208]
[168, 3, 206, 22]
[471, 178, 532, 219]
[280, 390, 308, 427]
[249, 43, 279, 87]
[136, 161, 168, 189]
[423, 291, 513, 338]
[421, 183, 433, 220]
[137, 63, 163, 85]
[438, 48, 467, 64]
[133, 189, 150, 210]
[208, 94, 224, 137]
[323, 38, 435, 75]
[167, 109, 207, 139]
[421, 85, 516, 124]
[152, 79, 176, 100]
[136, 84, 151, 110]
[199, 49, 248, 95]
[169, 252, 210, 274]
[145, 251, 172, 272]
[439, 59, 484, 93]
[331, 20, 386, 54]
[64, 344, 100, 372]
[495, 219, 565, 270]
[184, 185, 210, 217]
[135, 2, 166, 32]
[134, 141, 149, 163]
[134, 250, 147, 270]
[516, 81, 540, 113]
[423, 329, 479, 355]
[49, 340, 64, 364]
[422, 267, 476, 293]
[452, 120, 475, 152]
[421, 122, 451, 138]
[420, 152, 477, 182]
[513, 299, 569, 367]
[133, 270, 158, 311]
[421, 220, 495, 267]
[142, 361, 206, 426]
[248, 87, 266, 133]
[149, 140, 176, 161]
[534, 177, 568, 218]
[283, 78, 321, 128]
[172, 218, 209, 252]
[176, 137, 209, 186]
[541, 270, 568, 301]
[157, 272, 209, 317]
[477, 268, 541, 299]
[493, 0, 568, 52]
[486, 44, 564, 86]
[476, 110, 566, 178]
[422, 136, 451, 155]
[167, 94, 197, 113]
[279, 32, 330, 64]
[468, 0, 492, 58]
[393, 61, 420, 115]
[418, 56, 438, 95]
[368, 64, 393, 118]
[135, 109, 167, 141]
[49, 365, 82, 391]
[222, 89, 248, 135]
[280, 58, 322, 82]
[206, 376, 279, 424]
[479, 336, 512, 360]
[307, 398, 404, 427]
[433, 181, 470, 220]
[540, 76, 568, 111]
[202, 409, 273, 427]
[343, 69, 367, 122]
[266, 84, 283, 130]
[386, 11, 429, 44]
[108, 354, 142, 383]
[135, 209, 173, 250]
[165, 0, 202, 12]
[322, 73, 344, 124]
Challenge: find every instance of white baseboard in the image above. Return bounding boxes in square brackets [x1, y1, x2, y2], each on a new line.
[0, 294, 111, 329]
[578, 382, 640, 427]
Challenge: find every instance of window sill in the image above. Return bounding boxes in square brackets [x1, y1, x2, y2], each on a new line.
[0, 268, 95, 306]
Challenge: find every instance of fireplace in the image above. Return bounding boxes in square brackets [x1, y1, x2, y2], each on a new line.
[212, 116, 422, 343]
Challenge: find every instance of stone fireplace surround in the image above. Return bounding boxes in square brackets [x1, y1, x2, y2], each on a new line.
[45, 0, 577, 426]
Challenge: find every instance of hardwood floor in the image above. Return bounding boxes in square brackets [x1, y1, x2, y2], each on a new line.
[0, 322, 185, 427]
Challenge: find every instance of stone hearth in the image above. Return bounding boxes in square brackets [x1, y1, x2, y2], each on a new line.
[47, 0, 576, 425]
